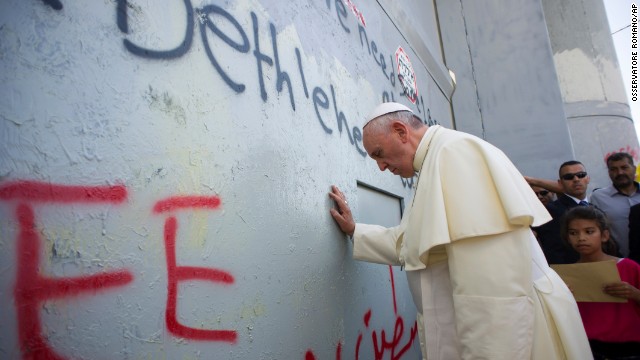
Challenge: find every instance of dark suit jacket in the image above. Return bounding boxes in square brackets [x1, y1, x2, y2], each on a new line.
[629, 203, 640, 264]
[534, 194, 580, 264]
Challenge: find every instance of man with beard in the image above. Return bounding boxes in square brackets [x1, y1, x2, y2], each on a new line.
[591, 152, 640, 257]
[534, 160, 591, 264]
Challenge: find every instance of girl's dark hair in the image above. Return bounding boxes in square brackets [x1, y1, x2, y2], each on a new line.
[560, 206, 619, 256]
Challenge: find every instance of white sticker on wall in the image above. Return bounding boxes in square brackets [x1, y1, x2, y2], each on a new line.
[395, 46, 418, 104]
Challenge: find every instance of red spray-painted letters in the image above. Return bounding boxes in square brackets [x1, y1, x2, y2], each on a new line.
[0, 181, 133, 360]
[154, 195, 237, 343]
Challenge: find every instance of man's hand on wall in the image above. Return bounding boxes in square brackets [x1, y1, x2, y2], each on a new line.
[328, 185, 355, 237]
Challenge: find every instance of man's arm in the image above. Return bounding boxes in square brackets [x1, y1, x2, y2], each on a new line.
[524, 176, 562, 194]
[328, 185, 402, 265]
[352, 223, 403, 266]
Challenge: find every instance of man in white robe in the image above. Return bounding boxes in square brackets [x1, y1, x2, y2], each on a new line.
[329, 102, 591, 359]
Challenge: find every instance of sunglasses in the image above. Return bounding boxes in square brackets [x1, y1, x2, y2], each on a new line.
[561, 171, 588, 181]
[535, 190, 550, 196]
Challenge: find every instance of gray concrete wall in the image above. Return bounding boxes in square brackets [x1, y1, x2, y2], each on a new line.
[435, 0, 575, 179]
[2, 0, 632, 358]
[0, 0, 454, 358]
[542, 0, 639, 189]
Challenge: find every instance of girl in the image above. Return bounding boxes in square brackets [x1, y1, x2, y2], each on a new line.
[561, 206, 640, 359]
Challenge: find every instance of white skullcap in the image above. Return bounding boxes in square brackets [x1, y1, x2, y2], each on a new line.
[364, 102, 413, 127]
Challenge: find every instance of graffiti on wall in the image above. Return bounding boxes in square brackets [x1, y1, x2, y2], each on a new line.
[11, 0, 431, 357]
[344, 0, 366, 28]
[153, 196, 237, 343]
[2, 181, 134, 359]
[40, 0, 439, 158]
[306, 266, 419, 360]
[1, 180, 418, 359]
[40, 0, 62, 10]
[603, 145, 639, 162]
[0, 181, 236, 358]
[35, 0, 438, 189]
[116, 0, 440, 157]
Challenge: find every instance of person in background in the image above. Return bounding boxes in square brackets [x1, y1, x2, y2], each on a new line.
[534, 161, 591, 264]
[529, 184, 556, 240]
[561, 206, 640, 359]
[531, 185, 555, 206]
[526, 176, 562, 196]
[591, 152, 640, 258]
[328, 102, 591, 359]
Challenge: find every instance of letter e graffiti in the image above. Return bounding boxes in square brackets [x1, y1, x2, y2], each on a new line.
[153, 195, 237, 342]
[0, 180, 133, 360]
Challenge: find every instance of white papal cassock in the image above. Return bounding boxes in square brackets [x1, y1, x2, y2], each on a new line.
[352, 125, 592, 360]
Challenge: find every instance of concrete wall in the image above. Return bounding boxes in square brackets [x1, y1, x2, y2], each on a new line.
[1, 0, 634, 359]
[436, 0, 576, 179]
[0, 0, 455, 358]
[542, 0, 640, 189]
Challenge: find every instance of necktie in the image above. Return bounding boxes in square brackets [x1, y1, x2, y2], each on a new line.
[578, 200, 589, 206]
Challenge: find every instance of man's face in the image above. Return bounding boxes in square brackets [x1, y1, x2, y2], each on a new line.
[558, 164, 590, 199]
[607, 158, 636, 189]
[363, 123, 415, 178]
[531, 186, 553, 206]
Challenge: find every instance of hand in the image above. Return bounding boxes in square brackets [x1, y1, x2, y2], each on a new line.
[603, 281, 640, 302]
[328, 185, 355, 236]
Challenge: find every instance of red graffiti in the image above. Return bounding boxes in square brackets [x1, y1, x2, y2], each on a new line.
[306, 267, 419, 360]
[388, 266, 397, 314]
[0, 180, 127, 203]
[307, 308, 418, 360]
[0, 181, 238, 359]
[1, 180, 416, 358]
[153, 195, 221, 213]
[155, 196, 237, 343]
[370, 315, 419, 360]
[0, 181, 133, 360]
[604, 145, 640, 163]
[306, 349, 316, 360]
[305, 342, 343, 360]
[364, 309, 372, 327]
[344, 0, 366, 27]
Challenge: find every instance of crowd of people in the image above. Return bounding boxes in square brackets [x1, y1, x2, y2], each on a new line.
[526, 153, 640, 359]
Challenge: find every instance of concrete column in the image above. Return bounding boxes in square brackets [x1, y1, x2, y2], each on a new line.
[435, 0, 574, 178]
[542, 0, 639, 188]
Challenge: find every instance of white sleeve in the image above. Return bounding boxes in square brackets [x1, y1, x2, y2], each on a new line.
[352, 223, 403, 266]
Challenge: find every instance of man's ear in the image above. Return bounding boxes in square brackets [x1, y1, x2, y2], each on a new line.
[391, 121, 408, 142]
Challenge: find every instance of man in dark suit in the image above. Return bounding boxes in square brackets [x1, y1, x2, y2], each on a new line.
[535, 160, 591, 264]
